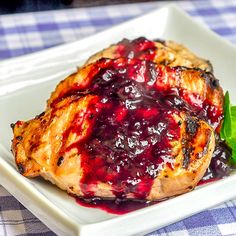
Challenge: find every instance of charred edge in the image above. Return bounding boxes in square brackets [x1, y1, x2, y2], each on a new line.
[17, 163, 25, 174]
[201, 71, 219, 89]
[118, 38, 129, 45]
[51, 90, 90, 108]
[171, 66, 190, 71]
[57, 156, 64, 166]
[69, 186, 74, 191]
[16, 136, 23, 141]
[182, 136, 193, 169]
[159, 61, 169, 66]
[173, 66, 211, 74]
[211, 78, 220, 89]
[178, 120, 182, 126]
[35, 112, 45, 119]
[182, 147, 190, 169]
[182, 118, 197, 168]
[205, 60, 213, 73]
[186, 117, 199, 137]
[154, 38, 165, 45]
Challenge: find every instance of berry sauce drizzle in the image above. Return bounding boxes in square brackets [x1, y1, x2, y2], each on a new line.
[76, 197, 157, 215]
[53, 38, 231, 214]
[62, 57, 229, 214]
[75, 140, 233, 215]
[116, 37, 223, 130]
[200, 140, 233, 184]
[116, 37, 156, 61]
[79, 59, 181, 199]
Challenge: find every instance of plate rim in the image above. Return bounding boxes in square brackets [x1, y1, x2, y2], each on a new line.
[0, 5, 236, 236]
[1, 4, 236, 68]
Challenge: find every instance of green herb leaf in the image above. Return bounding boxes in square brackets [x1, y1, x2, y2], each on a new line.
[220, 91, 236, 164]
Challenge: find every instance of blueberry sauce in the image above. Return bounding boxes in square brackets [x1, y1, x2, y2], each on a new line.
[75, 140, 233, 215]
[75, 139, 233, 215]
[54, 59, 225, 195]
[115, 38, 224, 130]
[78, 59, 182, 199]
[76, 197, 157, 215]
[50, 43, 231, 213]
[200, 140, 233, 184]
[116, 37, 156, 61]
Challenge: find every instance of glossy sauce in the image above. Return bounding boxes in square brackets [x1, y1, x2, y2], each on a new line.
[200, 140, 233, 183]
[79, 59, 181, 199]
[116, 37, 156, 61]
[61, 57, 229, 214]
[54, 38, 231, 214]
[76, 197, 157, 215]
[116, 37, 223, 130]
[75, 140, 233, 215]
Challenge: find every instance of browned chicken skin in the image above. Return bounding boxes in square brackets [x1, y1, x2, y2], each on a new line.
[12, 101, 214, 200]
[12, 51, 223, 201]
[48, 58, 223, 130]
[86, 37, 213, 72]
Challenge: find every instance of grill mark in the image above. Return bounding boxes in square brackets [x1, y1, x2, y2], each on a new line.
[57, 156, 64, 166]
[17, 163, 25, 174]
[200, 71, 219, 89]
[35, 112, 45, 119]
[182, 146, 193, 169]
[16, 136, 23, 141]
[182, 117, 198, 169]
[186, 117, 199, 137]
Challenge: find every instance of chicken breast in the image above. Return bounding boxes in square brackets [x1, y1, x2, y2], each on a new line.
[86, 37, 213, 72]
[48, 58, 223, 131]
[12, 57, 219, 201]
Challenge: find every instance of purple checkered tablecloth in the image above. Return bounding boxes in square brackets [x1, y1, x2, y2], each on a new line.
[0, 0, 236, 235]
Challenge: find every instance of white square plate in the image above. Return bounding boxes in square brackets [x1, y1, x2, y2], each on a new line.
[0, 5, 236, 236]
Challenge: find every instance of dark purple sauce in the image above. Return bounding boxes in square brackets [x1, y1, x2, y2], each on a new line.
[200, 140, 233, 184]
[116, 37, 223, 130]
[76, 197, 157, 215]
[79, 60, 181, 199]
[75, 140, 233, 215]
[75, 142, 233, 215]
[116, 37, 157, 61]
[52, 38, 232, 214]
[55, 58, 225, 201]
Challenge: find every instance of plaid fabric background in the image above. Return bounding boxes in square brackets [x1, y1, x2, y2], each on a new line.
[0, 0, 236, 235]
[1, 0, 236, 60]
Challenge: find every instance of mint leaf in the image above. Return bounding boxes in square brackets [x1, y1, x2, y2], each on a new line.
[220, 91, 236, 164]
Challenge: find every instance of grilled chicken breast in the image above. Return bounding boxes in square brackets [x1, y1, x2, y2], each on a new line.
[86, 37, 213, 72]
[48, 58, 223, 130]
[12, 57, 221, 201]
